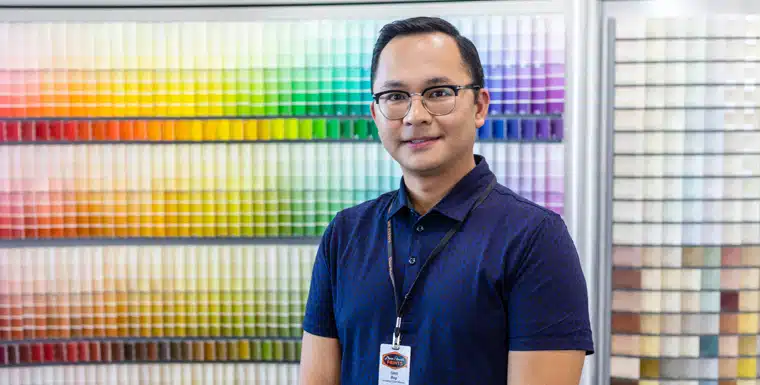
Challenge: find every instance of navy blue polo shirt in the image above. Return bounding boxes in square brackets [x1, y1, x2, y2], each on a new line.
[303, 154, 594, 385]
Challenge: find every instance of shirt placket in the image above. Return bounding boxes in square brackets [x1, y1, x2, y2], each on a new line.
[402, 212, 429, 299]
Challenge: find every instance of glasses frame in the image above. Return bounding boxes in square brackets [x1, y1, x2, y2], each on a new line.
[371, 84, 482, 120]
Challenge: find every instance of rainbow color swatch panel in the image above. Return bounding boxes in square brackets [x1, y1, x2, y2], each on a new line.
[0, 17, 566, 119]
[0, 142, 564, 239]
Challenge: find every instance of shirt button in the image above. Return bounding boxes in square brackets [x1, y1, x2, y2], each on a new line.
[415, 225, 424, 232]
[408, 257, 417, 265]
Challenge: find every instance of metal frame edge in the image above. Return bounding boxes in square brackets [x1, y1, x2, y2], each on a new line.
[565, 0, 604, 385]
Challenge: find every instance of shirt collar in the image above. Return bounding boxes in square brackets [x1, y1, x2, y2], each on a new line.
[386, 154, 495, 222]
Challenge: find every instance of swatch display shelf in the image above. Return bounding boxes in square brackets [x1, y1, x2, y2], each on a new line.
[610, 16, 760, 385]
[0, 14, 569, 384]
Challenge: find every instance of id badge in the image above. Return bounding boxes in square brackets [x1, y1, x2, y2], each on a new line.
[379, 344, 411, 385]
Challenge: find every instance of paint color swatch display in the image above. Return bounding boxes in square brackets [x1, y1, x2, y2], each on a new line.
[0, 117, 564, 143]
[0, 364, 300, 384]
[0, 245, 316, 344]
[611, 17, 760, 385]
[0, 17, 565, 119]
[0, 142, 565, 240]
[0, 12, 570, 384]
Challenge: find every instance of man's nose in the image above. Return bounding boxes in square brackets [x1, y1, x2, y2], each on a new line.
[403, 95, 432, 125]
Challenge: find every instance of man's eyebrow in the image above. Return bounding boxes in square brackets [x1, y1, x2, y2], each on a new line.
[377, 77, 455, 92]
[377, 80, 407, 90]
[423, 76, 453, 86]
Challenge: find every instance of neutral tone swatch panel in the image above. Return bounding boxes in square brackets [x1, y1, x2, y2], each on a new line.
[0, 245, 318, 342]
[612, 15, 760, 384]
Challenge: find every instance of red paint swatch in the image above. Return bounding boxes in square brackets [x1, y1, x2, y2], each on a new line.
[5, 121, 20, 141]
[90, 341, 101, 362]
[21, 121, 35, 141]
[53, 343, 65, 362]
[0, 345, 7, 364]
[78, 342, 89, 362]
[63, 121, 78, 140]
[35, 120, 49, 141]
[7, 345, 18, 364]
[67, 342, 79, 363]
[31, 343, 43, 363]
[111, 341, 124, 361]
[49, 120, 64, 140]
[100, 342, 111, 362]
[0, 121, 5, 142]
[721, 291, 739, 312]
[19, 343, 31, 363]
[43, 343, 54, 362]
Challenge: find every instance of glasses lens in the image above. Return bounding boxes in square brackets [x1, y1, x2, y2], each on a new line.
[422, 87, 456, 115]
[378, 92, 410, 120]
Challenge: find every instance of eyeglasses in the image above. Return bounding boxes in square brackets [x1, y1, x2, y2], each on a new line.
[372, 84, 481, 120]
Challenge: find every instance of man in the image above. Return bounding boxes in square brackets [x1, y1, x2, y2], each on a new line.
[299, 16, 594, 385]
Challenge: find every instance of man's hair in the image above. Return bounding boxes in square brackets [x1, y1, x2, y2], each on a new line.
[370, 16, 485, 96]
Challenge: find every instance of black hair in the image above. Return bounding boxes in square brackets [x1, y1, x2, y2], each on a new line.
[370, 16, 485, 97]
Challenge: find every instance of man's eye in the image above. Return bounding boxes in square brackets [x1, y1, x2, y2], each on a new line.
[428, 89, 453, 98]
[386, 93, 408, 101]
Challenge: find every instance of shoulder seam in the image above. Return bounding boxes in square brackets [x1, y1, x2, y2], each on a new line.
[491, 187, 562, 219]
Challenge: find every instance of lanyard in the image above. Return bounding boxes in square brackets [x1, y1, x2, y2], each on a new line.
[386, 177, 496, 348]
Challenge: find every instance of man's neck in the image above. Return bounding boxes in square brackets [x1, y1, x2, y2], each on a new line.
[403, 155, 477, 215]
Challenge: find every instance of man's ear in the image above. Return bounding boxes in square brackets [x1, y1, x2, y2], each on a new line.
[474, 88, 491, 128]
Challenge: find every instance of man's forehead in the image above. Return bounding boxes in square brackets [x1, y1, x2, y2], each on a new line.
[382, 31, 458, 56]
[375, 33, 469, 89]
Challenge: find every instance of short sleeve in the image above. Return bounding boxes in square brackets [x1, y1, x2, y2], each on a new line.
[506, 214, 594, 354]
[302, 218, 340, 339]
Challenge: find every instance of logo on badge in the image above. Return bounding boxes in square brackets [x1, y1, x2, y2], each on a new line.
[382, 351, 408, 370]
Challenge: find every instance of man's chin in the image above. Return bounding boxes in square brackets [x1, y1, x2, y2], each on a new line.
[400, 157, 446, 176]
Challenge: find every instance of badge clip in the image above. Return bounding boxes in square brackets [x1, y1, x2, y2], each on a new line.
[392, 316, 402, 350]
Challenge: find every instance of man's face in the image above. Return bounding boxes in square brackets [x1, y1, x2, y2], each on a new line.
[371, 32, 489, 176]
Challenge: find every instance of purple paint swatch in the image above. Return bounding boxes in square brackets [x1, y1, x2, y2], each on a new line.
[475, 16, 565, 116]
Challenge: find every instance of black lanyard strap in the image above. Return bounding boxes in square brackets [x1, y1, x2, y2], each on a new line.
[386, 177, 497, 346]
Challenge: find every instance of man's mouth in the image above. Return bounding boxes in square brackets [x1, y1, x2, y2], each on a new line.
[403, 136, 441, 149]
[404, 137, 440, 143]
